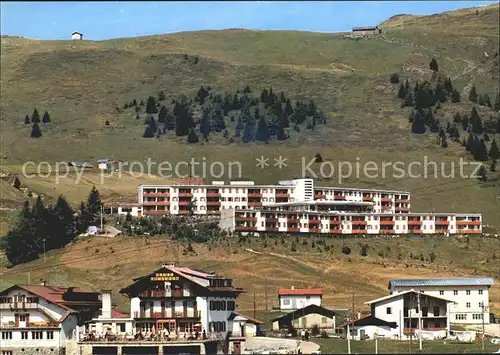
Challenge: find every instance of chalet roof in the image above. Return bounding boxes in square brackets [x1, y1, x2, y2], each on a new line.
[68, 161, 94, 168]
[120, 265, 243, 295]
[270, 304, 337, 323]
[341, 315, 397, 328]
[365, 289, 456, 305]
[389, 278, 495, 289]
[228, 312, 265, 325]
[0, 284, 100, 322]
[278, 288, 323, 296]
[72, 31, 82, 35]
[352, 26, 379, 31]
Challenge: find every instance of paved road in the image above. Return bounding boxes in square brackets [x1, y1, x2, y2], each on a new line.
[246, 337, 320, 353]
[466, 324, 500, 337]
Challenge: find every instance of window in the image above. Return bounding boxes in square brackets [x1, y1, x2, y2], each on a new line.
[227, 301, 236, 311]
[478, 290, 483, 295]
[453, 290, 458, 295]
[433, 307, 440, 316]
[19, 314, 26, 321]
[210, 301, 215, 310]
[2, 351, 13, 355]
[479, 302, 483, 308]
[306, 296, 310, 300]
[322, 317, 328, 324]
[466, 290, 471, 295]
[46, 331, 54, 340]
[32, 331, 43, 340]
[439, 290, 444, 295]
[1, 332, 12, 340]
[473, 314, 483, 320]
[282, 299, 290, 306]
[21, 331, 28, 339]
[455, 314, 467, 320]
[386, 307, 392, 315]
[466, 302, 471, 308]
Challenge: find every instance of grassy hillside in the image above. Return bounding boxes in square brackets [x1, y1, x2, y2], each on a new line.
[0, 235, 498, 316]
[0, 7, 499, 234]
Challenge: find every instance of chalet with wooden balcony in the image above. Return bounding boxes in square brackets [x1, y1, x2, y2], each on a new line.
[119, 263, 244, 338]
[0, 283, 101, 354]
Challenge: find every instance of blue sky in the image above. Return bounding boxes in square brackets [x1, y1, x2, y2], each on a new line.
[0, 1, 497, 40]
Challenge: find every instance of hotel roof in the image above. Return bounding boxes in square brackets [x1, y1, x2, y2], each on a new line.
[278, 288, 323, 296]
[389, 278, 494, 289]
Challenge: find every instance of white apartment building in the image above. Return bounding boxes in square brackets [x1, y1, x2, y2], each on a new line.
[134, 178, 410, 216]
[278, 287, 323, 310]
[361, 289, 455, 340]
[0, 284, 101, 355]
[388, 278, 495, 324]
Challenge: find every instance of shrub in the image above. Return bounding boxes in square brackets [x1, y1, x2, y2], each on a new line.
[342, 246, 351, 255]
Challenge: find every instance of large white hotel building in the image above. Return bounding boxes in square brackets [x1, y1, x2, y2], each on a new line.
[104, 178, 482, 235]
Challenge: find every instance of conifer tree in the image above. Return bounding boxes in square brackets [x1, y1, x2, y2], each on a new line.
[187, 128, 199, 143]
[31, 108, 40, 123]
[451, 89, 460, 103]
[24, 115, 30, 124]
[158, 91, 166, 101]
[429, 58, 439, 72]
[255, 116, 269, 142]
[146, 96, 158, 114]
[42, 111, 51, 123]
[494, 92, 500, 111]
[31, 122, 42, 138]
[489, 139, 499, 161]
[469, 84, 478, 103]
[158, 105, 167, 123]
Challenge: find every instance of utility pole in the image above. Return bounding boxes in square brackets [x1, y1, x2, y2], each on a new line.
[100, 204, 104, 232]
[346, 316, 351, 354]
[409, 296, 413, 354]
[480, 301, 485, 351]
[264, 279, 268, 311]
[352, 294, 356, 321]
[417, 292, 422, 351]
[375, 333, 378, 354]
[43, 238, 46, 264]
[253, 293, 256, 320]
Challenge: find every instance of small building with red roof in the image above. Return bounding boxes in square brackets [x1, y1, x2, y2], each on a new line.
[278, 286, 323, 310]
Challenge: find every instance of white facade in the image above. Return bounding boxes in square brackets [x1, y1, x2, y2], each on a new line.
[279, 293, 322, 310]
[389, 278, 494, 324]
[350, 324, 397, 341]
[365, 289, 454, 340]
[71, 32, 83, 40]
[0, 287, 80, 353]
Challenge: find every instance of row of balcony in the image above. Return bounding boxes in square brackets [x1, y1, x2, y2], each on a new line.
[0, 302, 39, 310]
[134, 311, 201, 319]
[138, 290, 190, 298]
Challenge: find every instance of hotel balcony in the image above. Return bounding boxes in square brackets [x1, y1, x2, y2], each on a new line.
[314, 193, 326, 199]
[288, 227, 300, 233]
[178, 201, 191, 206]
[276, 193, 290, 198]
[379, 220, 394, 225]
[333, 194, 345, 200]
[380, 229, 395, 234]
[235, 216, 257, 222]
[435, 220, 449, 225]
[144, 210, 169, 215]
[247, 202, 263, 207]
[206, 201, 221, 206]
[395, 207, 410, 212]
[206, 192, 221, 197]
[352, 229, 367, 234]
[396, 199, 410, 203]
[409, 229, 423, 233]
[133, 311, 201, 319]
[408, 220, 421, 225]
[143, 201, 170, 206]
[143, 192, 170, 197]
[0, 302, 39, 310]
[308, 219, 321, 224]
[381, 197, 392, 202]
[456, 220, 481, 226]
[247, 193, 263, 198]
[138, 290, 194, 298]
[287, 217, 300, 223]
[178, 192, 193, 197]
[330, 229, 342, 234]
[309, 227, 321, 233]
[362, 196, 373, 201]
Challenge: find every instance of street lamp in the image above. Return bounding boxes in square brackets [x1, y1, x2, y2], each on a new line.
[479, 301, 485, 351]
